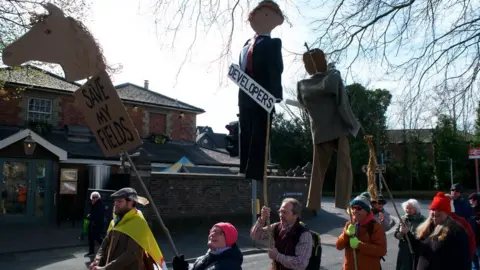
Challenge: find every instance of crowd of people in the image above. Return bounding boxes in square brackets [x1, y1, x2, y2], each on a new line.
[84, 183, 480, 270]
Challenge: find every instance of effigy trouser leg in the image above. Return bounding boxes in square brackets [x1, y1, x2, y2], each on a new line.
[307, 142, 333, 211]
[334, 136, 353, 209]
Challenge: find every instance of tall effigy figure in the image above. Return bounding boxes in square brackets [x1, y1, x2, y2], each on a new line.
[238, 1, 284, 180]
[297, 49, 360, 211]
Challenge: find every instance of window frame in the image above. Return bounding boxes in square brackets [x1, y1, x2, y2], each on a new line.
[27, 97, 53, 122]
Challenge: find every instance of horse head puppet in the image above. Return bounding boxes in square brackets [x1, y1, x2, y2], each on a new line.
[2, 3, 106, 82]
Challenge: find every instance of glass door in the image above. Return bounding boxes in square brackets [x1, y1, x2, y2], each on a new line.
[34, 162, 46, 217]
[2, 161, 29, 216]
[0, 159, 52, 222]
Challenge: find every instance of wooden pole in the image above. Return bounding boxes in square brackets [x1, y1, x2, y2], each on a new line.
[125, 151, 179, 256]
[263, 114, 275, 269]
[303, 42, 318, 73]
[347, 208, 359, 270]
[377, 172, 414, 254]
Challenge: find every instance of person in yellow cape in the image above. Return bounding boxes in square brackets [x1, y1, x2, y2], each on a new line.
[90, 187, 168, 270]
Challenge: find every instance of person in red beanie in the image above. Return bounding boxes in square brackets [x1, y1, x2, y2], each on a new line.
[172, 222, 243, 270]
[413, 192, 471, 270]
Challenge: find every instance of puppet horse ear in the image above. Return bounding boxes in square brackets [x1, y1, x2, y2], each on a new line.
[41, 3, 65, 18]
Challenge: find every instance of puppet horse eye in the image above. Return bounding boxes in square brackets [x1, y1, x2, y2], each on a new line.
[264, 13, 268, 16]
[45, 29, 52, 34]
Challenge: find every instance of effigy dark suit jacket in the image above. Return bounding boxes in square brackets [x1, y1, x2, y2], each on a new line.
[237, 35, 283, 181]
[297, 70, 360, 210]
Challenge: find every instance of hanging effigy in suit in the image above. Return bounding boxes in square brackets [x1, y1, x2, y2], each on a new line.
[238, 0, 284, 181]
[297, 48, 360, 211]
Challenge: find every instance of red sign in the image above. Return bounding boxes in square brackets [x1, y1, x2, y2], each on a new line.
[469, 148, 480, 159]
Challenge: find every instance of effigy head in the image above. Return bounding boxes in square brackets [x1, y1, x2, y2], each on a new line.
[302, 48, 327, 75]
[2, 3, 106, 82]
[248, 1, 284, 35]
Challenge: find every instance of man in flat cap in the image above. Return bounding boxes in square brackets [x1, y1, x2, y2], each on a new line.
[89, 187, 167, 270]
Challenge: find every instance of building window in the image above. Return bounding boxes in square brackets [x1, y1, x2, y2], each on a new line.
[28, 98, 52, 122]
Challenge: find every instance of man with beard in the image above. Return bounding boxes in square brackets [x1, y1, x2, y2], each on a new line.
[89, 187, 167, 270]
[250, 198, 312, 270]
[414, 192, 471, 270]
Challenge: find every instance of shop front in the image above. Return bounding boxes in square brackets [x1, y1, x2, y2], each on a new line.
[0, 159, 53, 223]
[0, 129, 67, 224]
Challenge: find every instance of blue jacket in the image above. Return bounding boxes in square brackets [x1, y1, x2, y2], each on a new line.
[454, 198, 475, 230]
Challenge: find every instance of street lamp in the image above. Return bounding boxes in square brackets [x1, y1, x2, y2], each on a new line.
[23, 134, 36, 155]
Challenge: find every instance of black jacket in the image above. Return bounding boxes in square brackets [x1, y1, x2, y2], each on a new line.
[191, 244, 243, 270]
[414, 218, 471, 270]
[238, 36, 283, 108]
[88, 200, 104, 233]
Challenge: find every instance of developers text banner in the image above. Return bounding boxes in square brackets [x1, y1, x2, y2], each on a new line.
[228, 64, 275, 113]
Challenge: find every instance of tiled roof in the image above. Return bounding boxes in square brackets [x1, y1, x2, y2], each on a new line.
[0, 65, 80, 91]
[115, 83, 204, 113]
[196, 132, 228, 149]
[0, 65, 204, 113]
[0, 126, 222, 166]
[200, 147, 239, 165]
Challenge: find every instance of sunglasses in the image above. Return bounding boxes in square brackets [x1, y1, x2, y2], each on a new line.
[209, 230, 224, 236]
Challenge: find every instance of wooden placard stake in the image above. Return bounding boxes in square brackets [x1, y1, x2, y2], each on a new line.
[263, 115, 275, 269]
[125, 151, 179, 256]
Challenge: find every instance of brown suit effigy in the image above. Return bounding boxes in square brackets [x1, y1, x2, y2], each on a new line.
[297, 50, 360, 210]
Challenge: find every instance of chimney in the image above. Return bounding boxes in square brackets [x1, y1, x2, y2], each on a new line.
[144, 80, 149, 89]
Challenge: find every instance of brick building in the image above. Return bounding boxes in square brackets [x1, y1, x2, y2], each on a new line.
[0, 65, 235, 225]
[385, 129, 435, 162]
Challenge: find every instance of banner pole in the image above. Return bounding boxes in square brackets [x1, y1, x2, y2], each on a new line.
[263, 114, 275, 269]
[124, 151, 179, 256]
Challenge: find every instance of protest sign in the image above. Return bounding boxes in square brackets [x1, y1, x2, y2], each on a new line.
[73, 70, 142, 157]
[228, 64, 275, 113]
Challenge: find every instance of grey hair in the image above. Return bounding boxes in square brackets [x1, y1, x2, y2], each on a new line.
[402, 199, 420, 214]
[282, 198, 303, 216]
[90, 191, 101, 200]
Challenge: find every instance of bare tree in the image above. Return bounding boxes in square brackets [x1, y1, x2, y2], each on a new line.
[0, 0, 90, 53]
[150, 0, 300, 84]
[310, 0, 479, 109]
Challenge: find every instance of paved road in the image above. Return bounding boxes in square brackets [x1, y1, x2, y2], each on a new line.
[0, 198, 432, 269]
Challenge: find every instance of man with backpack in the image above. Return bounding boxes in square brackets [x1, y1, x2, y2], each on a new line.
[336, 194, 387, 270]
[250, 197, 322, 270]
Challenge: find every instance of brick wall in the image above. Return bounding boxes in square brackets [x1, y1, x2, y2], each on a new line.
[170, 112, 196, 141]
[387, 143, 435, 162]
[131, 173, 309, 227]
[149, 113, 167, 134]
[0, 86, 198, 142]
[0, 96, 21, 125]
[126, 106, 146, 137]
[59, 96, 86, 126]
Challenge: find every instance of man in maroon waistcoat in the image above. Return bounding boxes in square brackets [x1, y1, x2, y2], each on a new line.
[250, 198, 312, 270]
